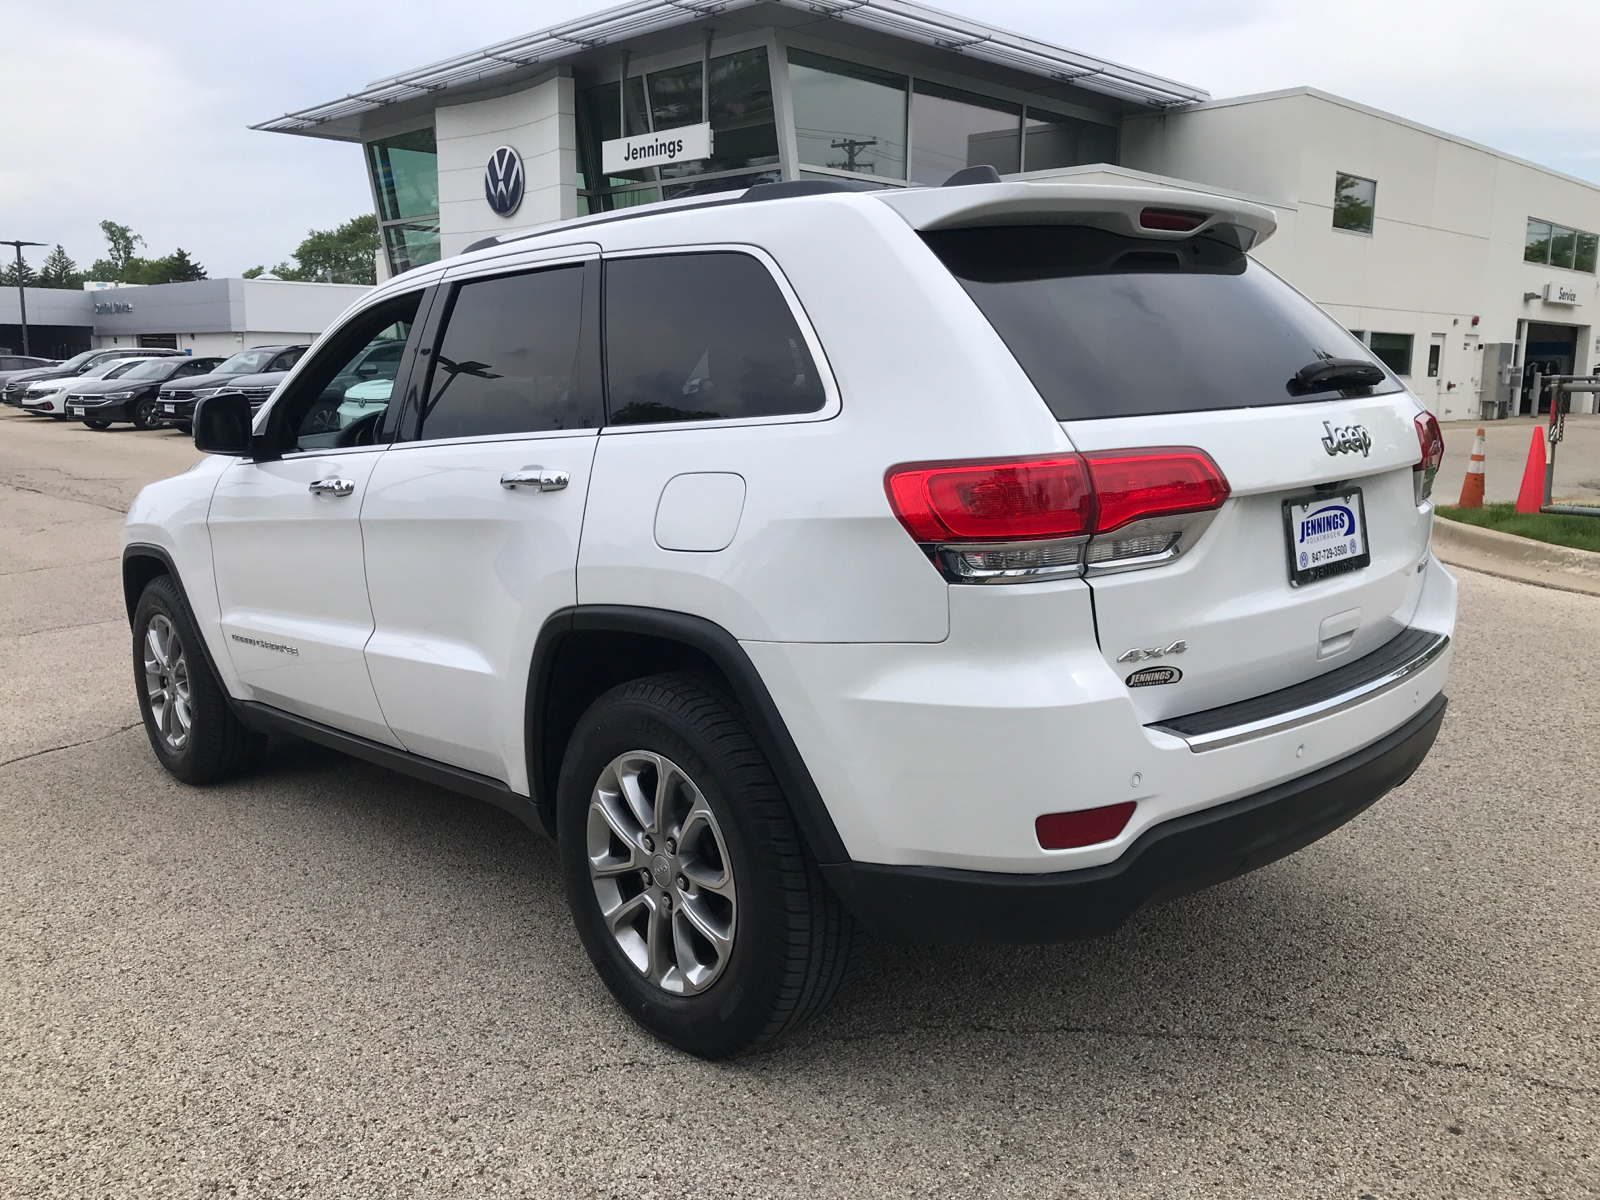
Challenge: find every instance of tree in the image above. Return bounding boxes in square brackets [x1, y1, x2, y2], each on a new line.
[88, 220, 145, 281]
[269, 215, 380, 285]
[0, 255, 36, 288]
[37, 245, 82, 289]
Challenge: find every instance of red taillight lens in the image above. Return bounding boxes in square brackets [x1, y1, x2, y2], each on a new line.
[1139, 208, 1207, 232]
[1036, 801, 1137, 849]
[885, 455, 1094, 542]
[1083, 448, 1231, 533]
[1413, 412, 1443, 502]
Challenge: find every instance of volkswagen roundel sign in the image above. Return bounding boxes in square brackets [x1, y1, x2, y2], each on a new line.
[484, 146, 524, 217]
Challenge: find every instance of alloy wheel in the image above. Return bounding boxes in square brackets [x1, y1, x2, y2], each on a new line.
[586, 750, 737, 995]
[142, 614, 193, 752]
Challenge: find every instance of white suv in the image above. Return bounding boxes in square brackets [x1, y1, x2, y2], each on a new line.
[122, 178, 1455, 1057]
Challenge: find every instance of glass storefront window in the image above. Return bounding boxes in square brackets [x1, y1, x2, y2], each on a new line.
[788, 49, 907, 179]
[382, 220, 440, 274]
[1526, 218, 1598, 272]
[1333, 172, 1377, 233]
[909, 82, 1019, 186]
[368, 127, 438, 222]
[1368, 332, 1413, 376]
[1022, 110, 1117, 172]
[577, 48, 779, 210]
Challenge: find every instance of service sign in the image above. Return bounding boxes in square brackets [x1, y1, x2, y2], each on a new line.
[602, 123, 713, 175]
[1544, 281, 1580, 306]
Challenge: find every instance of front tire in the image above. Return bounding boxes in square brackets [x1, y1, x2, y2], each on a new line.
[83, 418, 112, 430]
[558, 674, 859, 1058]
[133, 575, 265, 784]
[131, 396, 162, 431]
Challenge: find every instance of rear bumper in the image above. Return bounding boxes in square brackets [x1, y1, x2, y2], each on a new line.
[822, 692, 1446, 943]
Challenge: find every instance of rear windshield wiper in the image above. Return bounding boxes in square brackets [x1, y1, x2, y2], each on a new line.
[1288, 358, 1386, 395]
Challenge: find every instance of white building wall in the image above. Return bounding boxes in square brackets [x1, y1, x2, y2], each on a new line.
[435, 71, 578, 257]
[1120, 89, 1600, 418]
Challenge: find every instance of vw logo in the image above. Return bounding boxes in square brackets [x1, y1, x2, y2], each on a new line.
[484, 146, 524, 217]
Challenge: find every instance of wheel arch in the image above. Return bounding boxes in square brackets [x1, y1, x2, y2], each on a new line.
[122, 543, 234, 701]
[528, 606, 850, 865]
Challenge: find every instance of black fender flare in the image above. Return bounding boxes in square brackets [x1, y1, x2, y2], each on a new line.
[527, 605, 851, 865]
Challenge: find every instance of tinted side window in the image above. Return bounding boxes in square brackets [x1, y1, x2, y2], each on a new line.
[272, 348, 306, 371]
[416, 265, 599, 441]
[604, 252, 825, 425]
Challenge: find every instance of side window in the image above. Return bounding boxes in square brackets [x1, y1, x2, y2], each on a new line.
[272, 347, 306, 371]
[175, 360, 207, 377]
[604, 252, 826, 425]
[268, 292, 422, 454]
[413, 264, 599, 441]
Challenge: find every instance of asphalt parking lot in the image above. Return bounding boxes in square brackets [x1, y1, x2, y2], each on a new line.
[2, 410, 1596, 1199]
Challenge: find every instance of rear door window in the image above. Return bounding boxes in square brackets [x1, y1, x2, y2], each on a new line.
[604, 252, 826, 425]
[922, 225, 1400, 421]
[413, 264, 601, 441]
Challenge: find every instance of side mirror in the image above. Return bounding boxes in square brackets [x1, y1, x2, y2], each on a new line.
[193, 391, 254, 455]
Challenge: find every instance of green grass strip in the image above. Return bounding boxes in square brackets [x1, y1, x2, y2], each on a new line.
[1436, 502, 1600, 554]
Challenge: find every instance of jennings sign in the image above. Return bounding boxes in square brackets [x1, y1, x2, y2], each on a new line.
[601, 123, 713, 175]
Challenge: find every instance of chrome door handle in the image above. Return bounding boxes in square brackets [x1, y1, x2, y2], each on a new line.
[500, 467, 569, 492]
[308, 477, 355, 497]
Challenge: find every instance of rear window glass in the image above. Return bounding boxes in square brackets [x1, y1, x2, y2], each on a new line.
[922, 225, 1399, 421]
[604, 252, 826, 425]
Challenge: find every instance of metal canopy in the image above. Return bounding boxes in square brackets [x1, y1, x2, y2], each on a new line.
[253, 0, 1209, 138]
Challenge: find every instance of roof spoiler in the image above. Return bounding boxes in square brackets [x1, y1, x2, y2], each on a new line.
[877, 182, 1278, 248]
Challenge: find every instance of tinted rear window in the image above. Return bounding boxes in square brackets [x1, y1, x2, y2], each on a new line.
[604, 252, 825, 425]
[922, 225, 1399, 421]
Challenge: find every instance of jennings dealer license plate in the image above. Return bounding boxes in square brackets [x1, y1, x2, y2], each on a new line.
[1284, 487, 1371, 586]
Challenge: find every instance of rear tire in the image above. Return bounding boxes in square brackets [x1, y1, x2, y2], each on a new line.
[131, 396, 161, 431]
[133, 574, 265, 784]
[558, 673, 859, 1058]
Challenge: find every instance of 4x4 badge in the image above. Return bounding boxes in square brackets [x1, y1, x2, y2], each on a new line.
[1321, 421, 1371, 457]
[1116, 639, 1186, 664]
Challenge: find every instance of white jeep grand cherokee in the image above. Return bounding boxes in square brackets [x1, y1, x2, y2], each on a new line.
[122, 178, 1454, 1057]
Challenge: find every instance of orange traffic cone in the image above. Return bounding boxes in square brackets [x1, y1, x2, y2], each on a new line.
[1457, 428, 1486, 507]
[1514, 426, 1546, 514]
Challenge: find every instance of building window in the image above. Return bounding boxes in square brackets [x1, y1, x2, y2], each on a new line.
[789, 50, 908, 179]
[1525, 217, 1598, 273]
[909, 82, 1019, 185]
[1427, 343, 1441, 377]
[576, 47, 781, 211]
[1333, 172, 1376, 234]
[1368, 332, 1413, 376]
[1023, 110, 1118, 173]
[367, 127, 439, 275]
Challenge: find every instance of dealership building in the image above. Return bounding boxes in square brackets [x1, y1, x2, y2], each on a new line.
[254, 0, 1600, 418]
[0, 277, 372, 362]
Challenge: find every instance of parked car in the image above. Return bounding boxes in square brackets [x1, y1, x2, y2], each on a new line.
[123, 178, 1455, 1058]
[155, 344, 307, 430]
[20, 356, 162, 417]
[0, 354, 59, 388]
[64, 356, 226, 430]
[2, 347, 183, 407]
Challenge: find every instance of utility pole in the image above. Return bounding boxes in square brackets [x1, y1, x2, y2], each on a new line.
[829, 137, 877, 173]
[2, 240, 46, 357]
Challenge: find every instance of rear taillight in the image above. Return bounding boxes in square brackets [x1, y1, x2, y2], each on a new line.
[1414, 412, 1443, 504]
[885, 448, 1229, 583]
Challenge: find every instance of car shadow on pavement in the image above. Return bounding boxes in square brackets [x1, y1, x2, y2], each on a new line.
[235, 732, 1433, 1075]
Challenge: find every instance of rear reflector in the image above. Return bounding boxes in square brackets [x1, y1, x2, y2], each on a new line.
[1036, 801, 1137, 849]
[884, 455, 1093, 542]
[1084, 448, 1231, 533]
[1139, 208, 1207, 232]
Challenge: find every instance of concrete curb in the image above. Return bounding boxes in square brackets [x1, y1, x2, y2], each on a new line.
[1432, 515, 1600, 597]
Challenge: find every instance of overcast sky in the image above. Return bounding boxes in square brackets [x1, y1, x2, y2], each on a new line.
[3, 0, 1597, 278]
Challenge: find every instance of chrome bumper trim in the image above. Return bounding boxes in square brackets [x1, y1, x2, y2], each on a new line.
[1151, 632, 1449, 753]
